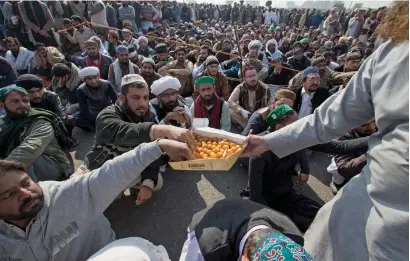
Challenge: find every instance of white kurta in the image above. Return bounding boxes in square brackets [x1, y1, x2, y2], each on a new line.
[264, 40, 409, 260]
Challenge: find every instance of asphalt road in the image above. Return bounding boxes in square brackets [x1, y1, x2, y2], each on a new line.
[71, 128, 334, 260]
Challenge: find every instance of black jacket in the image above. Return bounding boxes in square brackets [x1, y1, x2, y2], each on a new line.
[287, 56, 311, 71]
[85, 104, 163, 185]
[190, 199, 303, 261]
[265, 63, 296, 86]
[292, 86, 330, 114]
[31, 90, 67, 121]
[79, 54, 114, 80]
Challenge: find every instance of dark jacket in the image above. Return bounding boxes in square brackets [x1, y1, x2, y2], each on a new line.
[190, 199, 303, 261]
[79, 54, 114, 80]
[287, 56, 311, 71]
[84, 104, 163, 185]
[265, 63, 296, 86]
[31, 90, 67, 121]
[0, 57, 17, 88]
[291, 86, 330, 114]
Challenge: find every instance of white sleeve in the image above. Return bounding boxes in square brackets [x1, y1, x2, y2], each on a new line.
[179, 229, 205, 261]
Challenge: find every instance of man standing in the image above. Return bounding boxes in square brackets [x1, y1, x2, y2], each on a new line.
[0, 86, 73, 182]
[18, 0, 58, 47]
[190, 76, 230, 131]
[150, 76, 191, 128]
[139, 58, 161, 99]
[194, 56, 229, 101]
[4, 37, 34, 75]
[140, 2, 159, 32]
[75, 67, 117, 132]
[88, 0, 108, 36]
[158, 46, 194, 98]
[118, 1, 137, 32]
[108, 45, 140, 93]
[228, 66, 271, 129]
[80, 40, 113, 80]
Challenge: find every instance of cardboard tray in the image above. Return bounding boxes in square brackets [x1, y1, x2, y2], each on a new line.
[168, 127, 246, 171]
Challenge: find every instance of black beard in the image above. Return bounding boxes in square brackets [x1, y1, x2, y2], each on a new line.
[160, 100, 178, 112]
[119, 60, 129, 65]
[201, 94, 215, 106]
[5, 106, 30, 120]
[3, 193, 44, 222]
[89, 54, 99, 60]
[121, 99, 150, 123]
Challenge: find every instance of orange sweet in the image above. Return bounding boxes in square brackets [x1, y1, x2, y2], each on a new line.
[213, 147, 220, 153]
[222, 145, 229, 150]
[231, 147, 237, 153]
[217, 151, 224, 158]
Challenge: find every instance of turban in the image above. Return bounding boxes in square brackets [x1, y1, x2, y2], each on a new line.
[266, 104, 294, 126]
[205, 56, 219, 67]
[137, 36, 148, 45]
[121, 74, 147, 88]
[151, 76, 181, 96]
[15, 74, 43, 90]
[85, 40, 98, 48]
[252, 232, 313, 261]
[116, 45, 129, 54]
[196, 76, 215, 88]
[79, 66, 99, 79]
[142, 57, 155, 67]
[248, 40, 262, 51]
[302, 66, 319, 80]
[299, 38, 309, 45]
[311, 56, 326, 66]
[0, 85, 27, 100]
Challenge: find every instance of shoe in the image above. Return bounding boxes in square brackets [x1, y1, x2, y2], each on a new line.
[330, 180, 348, 195]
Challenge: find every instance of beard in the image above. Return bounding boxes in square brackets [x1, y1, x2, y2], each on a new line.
[3, 192, 44, 222]
[119, 59, 129, 65]
[201, 94, 215, 106]
[5, 106, 30, 120]
[309, 84, 319, 93]
[89, 53, 99, 60]
[245, 80, 258, 90]
[160, 100, 179, 112]
[121, 99, 150, 123]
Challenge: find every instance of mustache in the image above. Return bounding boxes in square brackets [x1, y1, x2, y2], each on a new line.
[19, 194, 41, 211]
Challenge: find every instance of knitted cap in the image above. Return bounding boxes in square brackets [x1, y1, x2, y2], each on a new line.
[205, 56, 219, 67]
[311, 56, 326, 66]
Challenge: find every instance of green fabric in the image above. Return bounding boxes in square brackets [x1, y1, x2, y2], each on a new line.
[0, 108, 76, 159]
[268, 28, 274, 33]
[0, 85, 27, 100]
[196, 76, 215, 87]
[266, 104, 294, 127]
[300, 38, 309, 44]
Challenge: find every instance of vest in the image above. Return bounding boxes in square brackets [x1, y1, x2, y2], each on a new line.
[190, 198, 304, 261]
[141, 4, 153, 21]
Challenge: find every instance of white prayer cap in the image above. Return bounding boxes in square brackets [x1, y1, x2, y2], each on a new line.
[79, 66, 99, 79]
[271, 51, 283, 61]
[87, 237, 171, 261]
[137, 36, 148, 45]
[248, 40, 262, 51]
[151, 76, 181, 96]
[121, 74, 147, 88]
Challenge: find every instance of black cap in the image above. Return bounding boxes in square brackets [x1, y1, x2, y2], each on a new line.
[15, 74, 43, 90]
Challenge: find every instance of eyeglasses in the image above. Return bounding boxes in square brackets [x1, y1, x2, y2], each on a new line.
[159, 91, 178, 99]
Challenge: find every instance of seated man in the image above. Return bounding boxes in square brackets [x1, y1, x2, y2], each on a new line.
[289, 56, 355, 90]
[287, 43, 311, 71]
[247, 104, 321, 232]
[4, 37, 34, 75]
[190, 76, 231, 131]
[79, 40, 113, 80]
[15, 74, 76, 138]
[121, 28, 139, 48]
[139, 58, 161, 99]
[265, 52, 296, 86]
[137, 36, 155, 57]
[0, 57, 17, 88]
[334, 51, 362, 72]
[152, 43, 174, 71]
[158, 46, 194, 98]
[0, 139, 192, 260]
[0, 86, 73, 182]
[194, 56, 230, 101]
[108, 45, 140, 93]
[228, 66, 271, 129]
[179, 198, 312, 261]
[85, 74, 172, 205]
[240, 49, 268, 82]
[328, 119, 376, 194]
[242, 89, 296, 136]
[31, 43, 65, 83]
[74, 67, 118, 132]
[50, 62, 82, 114]
[150, 76, 191, 128]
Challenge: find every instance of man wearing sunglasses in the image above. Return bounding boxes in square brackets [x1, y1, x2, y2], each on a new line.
[150, 76, 192, 128]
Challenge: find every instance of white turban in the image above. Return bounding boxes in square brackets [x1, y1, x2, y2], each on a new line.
[151, 76, 181, 96]
[87, 237, 171, 261]
[248, 40, 262, 51]
[79, 66, 99, 79]
[137, 36, 148, 45]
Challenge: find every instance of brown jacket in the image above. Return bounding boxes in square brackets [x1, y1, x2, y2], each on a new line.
[288, 67, 355, 89]
[193, 70, 230, 101]
[158, 60, 194, 97]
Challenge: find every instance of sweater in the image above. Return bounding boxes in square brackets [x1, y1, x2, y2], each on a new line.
[0, 142, 164, 261]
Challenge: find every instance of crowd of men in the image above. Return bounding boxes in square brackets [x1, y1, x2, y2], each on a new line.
[0, 0, 402, 261]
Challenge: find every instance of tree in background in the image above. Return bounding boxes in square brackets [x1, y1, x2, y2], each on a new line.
[265, 0, 272, 7]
